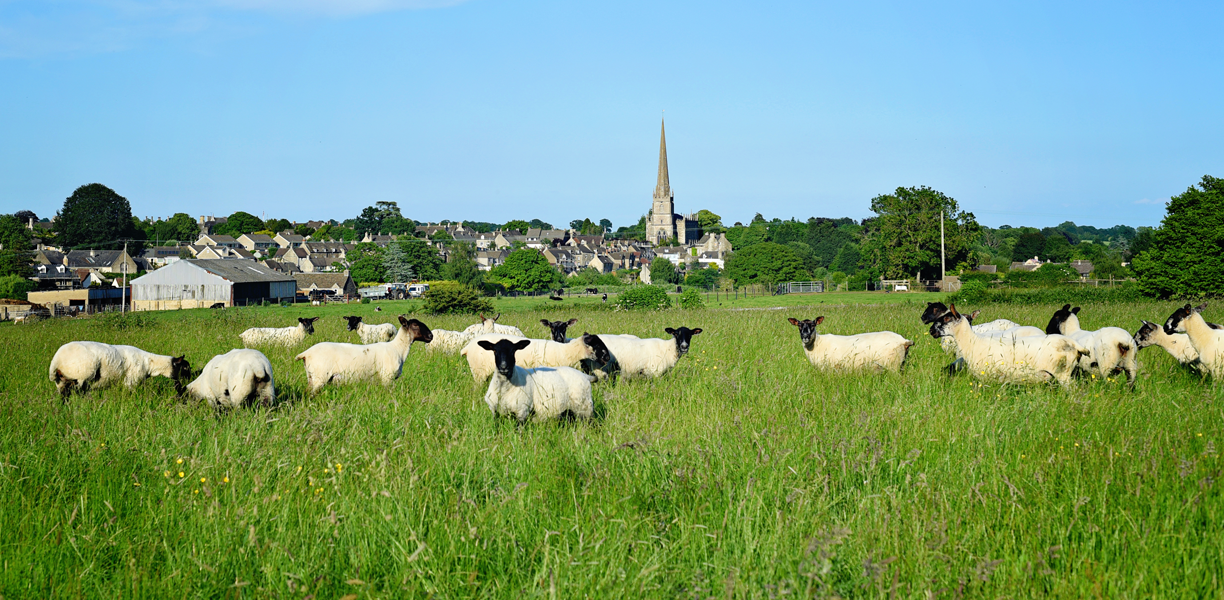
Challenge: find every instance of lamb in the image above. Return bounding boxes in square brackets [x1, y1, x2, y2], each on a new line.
[1163, 303, 1224, 379]
[930, 303, 1087, 387]
[460, 332, 611, 381]
[1045, 304, 1137, 386]
[49, 341, 192, 399]
[541, 318, 578, 343]
[424, 329, 476, 353]
[586, 327, 702, 381]
[342, 315, 397, 344]
[295, 316, 433, 394]
[788, 317, 914, 374]
[239, 317, 320, 347]
[921, 302, 1043, 372]
[182, 349, 275, 411]
[1133, 320, 1202, 368]
[477, 338, 595, 424]
[461, 313, 525, 337]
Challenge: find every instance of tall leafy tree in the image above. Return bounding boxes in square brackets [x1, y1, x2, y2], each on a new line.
[860, 186, 979, 279]
[724, 242, 808, 286]
[399, 239, 442, 280]
[501, 220, 530, 234]
[488, 249, 560, 291]
[382, 243, 417, 282]
[55, 183, 139, 250]
[696, 209, 724, 234]
[0, 214, 35, 278]
[528, 218, 554, 230]
[152, 213, 200, 244]
[442, 243, 485, 288]
[1132, 175, 1224, 298]
[648, 257, 679, 285]
[215, 212, 264, 237]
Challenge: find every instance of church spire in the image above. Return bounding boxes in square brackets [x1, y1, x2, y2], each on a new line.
[655, 117, 670, 198]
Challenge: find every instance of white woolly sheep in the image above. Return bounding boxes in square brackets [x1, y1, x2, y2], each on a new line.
[342, 315, 398, 344]
[1164, 303, 1224, 379]
[477, 338, 595, 423]
[586, 327, 701, 381]
[930, 303, 1087, 387]
[787, 317, 913, 374]
[1046, 304, 1137, 386]
[460, 313, 525, 337]
[49, 341, 192, 399]
[239, 317, 320, 347]
[295, 316, 433, 394]
[921, 302, 1041, 364]
[425, 329, 476, 353]
[1133, 320, 1201, 368]
[460, 332, 611, 381]
[183, 349, 275, 411]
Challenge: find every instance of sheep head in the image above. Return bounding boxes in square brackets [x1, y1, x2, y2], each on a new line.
[581, 333, 612, 366]
[665, 326, 702, 356]
[298, 317, 320, 335]
[541, 318, 578, 343]
[1164, 304, 1194, 335]
[788, 317, 824, 349]
[477, 338, 531, 379]
[398, 316, 433, 344]
[343, 315, 363, 331]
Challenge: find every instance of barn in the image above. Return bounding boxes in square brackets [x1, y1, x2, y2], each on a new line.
[130, 260, 296, 311]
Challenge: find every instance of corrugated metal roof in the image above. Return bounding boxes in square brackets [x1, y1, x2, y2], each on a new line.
[190, 259, 295, 283]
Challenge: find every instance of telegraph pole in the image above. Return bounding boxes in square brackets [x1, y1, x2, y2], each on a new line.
[121, 241, 127, 315]
[940, 209, 946, 282]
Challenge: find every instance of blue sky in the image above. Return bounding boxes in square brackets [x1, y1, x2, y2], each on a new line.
[1, 0, 1221, 230]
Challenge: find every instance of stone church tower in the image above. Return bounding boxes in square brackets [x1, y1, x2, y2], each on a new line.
[646, 118, 676, 245]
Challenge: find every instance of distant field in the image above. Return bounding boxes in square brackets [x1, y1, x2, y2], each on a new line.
[487, 289, 949, 312]
[1, 298, 1221, 597]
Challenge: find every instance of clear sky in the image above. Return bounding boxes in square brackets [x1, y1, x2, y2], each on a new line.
[2, 0, 1221, 230]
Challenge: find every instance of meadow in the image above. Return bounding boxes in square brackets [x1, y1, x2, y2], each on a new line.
[0, 294, 1221, 598]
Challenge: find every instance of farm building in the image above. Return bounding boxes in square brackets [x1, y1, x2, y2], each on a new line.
[129, 259, 296, 311]
[293, 272, 357, 300]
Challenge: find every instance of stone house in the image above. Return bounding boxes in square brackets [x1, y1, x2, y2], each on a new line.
[274, 233, 306, 248]
[237, 233, 276, 254]
[65, 249, 138, 276]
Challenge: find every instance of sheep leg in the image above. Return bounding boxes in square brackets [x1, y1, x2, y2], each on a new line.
[944, 358, 966, 376]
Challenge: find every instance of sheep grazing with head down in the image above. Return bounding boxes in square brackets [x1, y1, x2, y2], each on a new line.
[788, 317, 914, 374]
[1163, 303, 1224, 379]
[295, 316, 433, 394]
[460, 332, 611, 382]
[461, 313, 525, 337]
[342, 315, 397, 344]
[478, 338, 595, 424]
[541, 318, 578, 343]
[930, 303, 1087, 387]
[183, 349, 275, 411]
[49, 341, 192, 399]
[1046, 304, 1137, 387]
[239, 317, 319, 348]
[586, 327, 702, 381]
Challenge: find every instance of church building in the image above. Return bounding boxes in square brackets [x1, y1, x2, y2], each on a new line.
[645, 118, 700, 246]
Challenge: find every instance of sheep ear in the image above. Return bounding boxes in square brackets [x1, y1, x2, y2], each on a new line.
[398, 316, 409, 327]
[494, 313, 502, 322]
[1195, 302, 1208, 313]
[477, 341, 495, 351]
[540, 319, 551, 327]
[814, 316, 824, 325]
[567, 318, 578, 326]
[969, 310, 981, 319]
[1062, 304, 1071, 310]
[665, 327, 676, 335]
[513, 339, 531, 350]
[690, 328, 702, 335]
[1071, 307, 1081, 314]
[948, 304, 959, 317]
[478, 312, 486, 321]
[788, 317, 799, 326]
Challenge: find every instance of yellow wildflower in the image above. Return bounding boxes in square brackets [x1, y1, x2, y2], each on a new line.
[178, 472, 185, 478]
[177, 458, 183, 464]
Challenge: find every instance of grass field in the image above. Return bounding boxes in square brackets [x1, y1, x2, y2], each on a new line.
[1, 295, 1221, 598]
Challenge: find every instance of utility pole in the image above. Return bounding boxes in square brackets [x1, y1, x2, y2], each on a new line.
[940, 209, 946, 282]
[121, 241, 127, 315]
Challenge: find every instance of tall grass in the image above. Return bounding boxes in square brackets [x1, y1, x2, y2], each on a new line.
[0, 299, 1220, 597]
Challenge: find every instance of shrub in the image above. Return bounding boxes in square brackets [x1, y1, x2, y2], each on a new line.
[361, 297, 371, 304]
[615, 286, 671, 311]
[0, 275, 36, 300]
[1004, 263, 1079, 287]
[947, 282, 1144, 305]
[959, 271, 999, 284]
[422, 281, 495, 315]
[678, 288, 705, 309]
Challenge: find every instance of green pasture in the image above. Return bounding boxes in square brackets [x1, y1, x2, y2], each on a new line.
[0, 297, 1221, 598]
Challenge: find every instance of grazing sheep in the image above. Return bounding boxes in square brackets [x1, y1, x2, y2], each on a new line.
[460, 333, 611, 382]
[461, 313, 525, 337]
[1163, 303, 1224, 379]
[49, 341, 192, 399]
[1133, 320, 1202, 368]
[788, 317, 914, 374]
[342, 315, 398, 344]
[183, 349, 274, 411]
[478, 338, 595, 424]
[586, 327, 702, 381]
[541, 318, 578, 343]
[1046, 304, 1137, 386]
[930, 303, 1087, 387]
[295, 316, 433, 394]
[921, 302, 1043, 373]
[239, 317, 319, 347]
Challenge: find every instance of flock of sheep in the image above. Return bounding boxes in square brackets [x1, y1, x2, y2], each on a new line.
[45, 301, 1223, 423]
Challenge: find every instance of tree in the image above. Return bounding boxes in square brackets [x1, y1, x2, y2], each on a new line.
[501, 220, 531, 233]
[684, 265, 721, 288]
[860, 186, 979, 279]
[382, 243, 417, 282]
[1011, 232, 1046, 262]
[724, 242, 809, 287]
[293, 224, 316, 237]
[1042, 233, 1074, 263]
[14, 210, 37, 224]
[0, 214, 35, 278]
[423, 281, 494, 314]
[265, 219, 292, 233]
[696, 209, 724, 234]
[398, 239, 442, 280]
[153, 213, 200, 244]
[529, 219, 553, 230]
[442, 243, 485, 289]
[215, 212, 264, 237]
[829, 242, 862, 274]
[648, 257, 680, 285]
[599, 219, 613, 233]
[0, 274, 36, 300]
[55, 183, 138, 250]
[1132, 175, 1224, 298]
[488, 249, 560, 291]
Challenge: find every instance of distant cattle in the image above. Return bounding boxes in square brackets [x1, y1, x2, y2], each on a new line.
[210, 303, 225, 309]
[585, 288, 599, 295]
